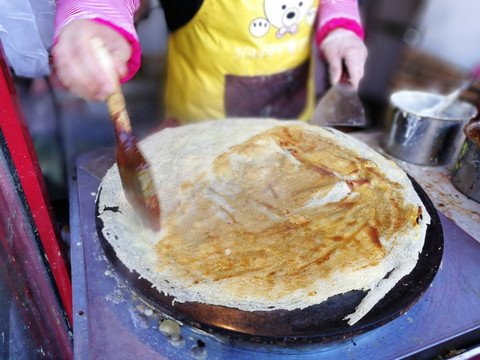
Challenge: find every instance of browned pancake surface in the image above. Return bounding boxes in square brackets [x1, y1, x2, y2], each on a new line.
[154, 125, 420, 299]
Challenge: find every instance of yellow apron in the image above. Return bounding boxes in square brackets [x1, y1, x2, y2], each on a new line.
[164, 0, 319, 124]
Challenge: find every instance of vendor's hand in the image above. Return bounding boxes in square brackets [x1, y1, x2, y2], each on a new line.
[320, 28, 368, 89]
[52, 19, 132, 101]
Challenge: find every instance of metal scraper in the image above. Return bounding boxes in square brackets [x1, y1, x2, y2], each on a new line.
[311, 67, 367, 127]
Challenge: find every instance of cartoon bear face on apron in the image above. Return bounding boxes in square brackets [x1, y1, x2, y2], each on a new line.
[163, 0, 319, 124]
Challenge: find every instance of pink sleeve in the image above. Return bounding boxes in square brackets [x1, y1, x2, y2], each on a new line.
[316, 0, 365, 47]
[54, 0, 142, 82]
[474, 66, 480, 78]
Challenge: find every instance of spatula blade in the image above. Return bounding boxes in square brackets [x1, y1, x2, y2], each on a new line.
[311, 81, 367, 127]
[107, 88, 161, 232]
[115, 135, 161, 232]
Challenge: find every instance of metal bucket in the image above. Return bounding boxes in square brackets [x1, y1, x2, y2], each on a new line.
[451, 121, 480, 202]
[382, 90, 478, 166]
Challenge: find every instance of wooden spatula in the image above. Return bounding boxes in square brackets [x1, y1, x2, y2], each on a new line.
[91, 37, 161, 231]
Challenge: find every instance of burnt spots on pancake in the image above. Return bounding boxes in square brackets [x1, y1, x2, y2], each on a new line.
[367, 226, 381, 249]
[415, 206, 424, 226]
[103, 205, 121, 213]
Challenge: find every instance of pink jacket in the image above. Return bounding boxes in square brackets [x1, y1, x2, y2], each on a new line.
[54, 0, 364, 82]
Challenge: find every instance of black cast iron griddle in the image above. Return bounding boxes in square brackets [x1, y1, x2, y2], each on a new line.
[95, 176, 443, 345]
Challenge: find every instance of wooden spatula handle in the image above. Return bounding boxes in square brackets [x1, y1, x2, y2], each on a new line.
[106, 89, 132, 133]
[90, 37, 132, 132]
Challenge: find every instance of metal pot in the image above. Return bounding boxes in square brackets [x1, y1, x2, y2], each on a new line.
[451, 121, 480, 202]
[382, 90, 478, 166]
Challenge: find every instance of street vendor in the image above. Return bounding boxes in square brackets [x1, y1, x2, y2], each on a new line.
[52, 0, 367, 125]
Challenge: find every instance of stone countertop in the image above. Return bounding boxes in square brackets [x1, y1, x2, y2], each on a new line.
[351, 130, 480, 242]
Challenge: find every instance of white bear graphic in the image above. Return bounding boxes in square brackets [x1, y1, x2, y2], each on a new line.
[250, 0, 317, 38]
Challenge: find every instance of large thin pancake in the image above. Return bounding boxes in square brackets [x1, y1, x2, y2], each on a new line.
[97, 119, 430, 325]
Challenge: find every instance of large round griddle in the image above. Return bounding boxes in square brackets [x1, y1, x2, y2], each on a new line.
[96, 176, 443, 345]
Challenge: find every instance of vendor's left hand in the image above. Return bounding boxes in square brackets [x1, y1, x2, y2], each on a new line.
[320, 28, 368, 89]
